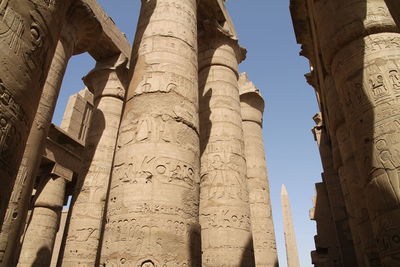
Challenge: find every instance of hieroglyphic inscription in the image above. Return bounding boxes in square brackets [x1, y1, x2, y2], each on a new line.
[0, 79, 25, 166]
[113, 155, 195, 189]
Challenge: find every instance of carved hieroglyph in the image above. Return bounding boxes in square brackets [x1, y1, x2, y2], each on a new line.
[322, 76, 379, 265]
[101, 0, 201, 266]
[61, 55, 127, 266]
[312, 0, 400, 264]
[0, 25, 76, 267]
[0, 0, 72, 230]
[239, 73, 278, 266]
[281, 185, 300, 267]
[17, 165, 71, 267]
[198, 34, 254, 266]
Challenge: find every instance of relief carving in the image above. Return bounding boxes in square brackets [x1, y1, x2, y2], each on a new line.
[200, 154, 247, 201]
[113, 155, 196, 189]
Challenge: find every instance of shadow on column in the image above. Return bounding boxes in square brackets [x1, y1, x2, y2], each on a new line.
[32, 247, 51, 267]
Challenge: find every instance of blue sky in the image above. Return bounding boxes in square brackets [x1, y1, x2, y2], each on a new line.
[53, 1, 322, 266]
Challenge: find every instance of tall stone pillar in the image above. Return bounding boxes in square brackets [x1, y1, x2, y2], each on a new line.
[238, 73, 278, 266]
[61, 55, 127, 266]
[323, 75, 379, 265]
[198, 30, 254, 266]
[312, 112, 360, 266]
[101, 0, 201, 266]
[312, 0, 400, 264]
[281, 185, 300, 267]
[0, 25, 76, 266]
[17, 164, 72, 267]
[0, 0, 71, 229]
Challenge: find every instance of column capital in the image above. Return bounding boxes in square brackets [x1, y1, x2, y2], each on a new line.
[198, 19, 247, 71]
[83, 54, 128, 100]
[239, 73, 265, 125]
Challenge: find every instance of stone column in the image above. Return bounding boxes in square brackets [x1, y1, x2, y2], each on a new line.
[17, 164, 72, 267]
[0, 0, 71, 229]
[312, 112, 360, 266]
[238, 73, 278, 266]
[313, 0, 400, 264]
[61, 55, 127, 266]
[323, 74, 379, 265]
[198, 31, 254, 266]
[101, 0, 201, 266]
[281, 185, 300, 267]
[0, 25, 76, 266]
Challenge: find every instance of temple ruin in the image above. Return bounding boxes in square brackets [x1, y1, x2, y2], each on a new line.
[0, 0, 278, 266]
[4, 0, 400, 266]
[291, 0, 400, 266]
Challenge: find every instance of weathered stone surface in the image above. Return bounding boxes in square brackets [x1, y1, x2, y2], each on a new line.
[239, 73, 278, 267]
[198, 29, 254, 266]
[291, 0, 400, 265]
[60, 88, 94, 144]
[310, 182, 342, 267]
[61, 55, 127, 266]
[101, 0, 201, 266]
[0, 0, 72, 232]
[17, 164, 69, 267]
[0, 25, 76, 267]
[281, 185, 300, 267]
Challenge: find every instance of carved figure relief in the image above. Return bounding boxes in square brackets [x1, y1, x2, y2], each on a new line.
[201, 154, 247, 201]
[0, 5, 23, 54]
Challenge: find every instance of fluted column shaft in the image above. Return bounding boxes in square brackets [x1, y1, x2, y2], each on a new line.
[240, 89, 278, 266]
[0, 0, 71, 230]
[198, 34, 254, 266]
[101, 0, 201, 266]
[17, 170, 67, 267]
[0, 25, 75, 267]
[61, 57, 127, 266]
[313, 0, 400, 264]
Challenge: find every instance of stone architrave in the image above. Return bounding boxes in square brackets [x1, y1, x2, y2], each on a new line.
[61, 55, 127, 266]
[17, 164, 72, 267]
[312, 0, 400, 264]
[0, 0, 72, 229]
[0, 25, 76, 267]
[198, 30, 254, 266]
[238, 73, 278, 266]
[281, 185, 300, 267]
[101, 0, 201, 266]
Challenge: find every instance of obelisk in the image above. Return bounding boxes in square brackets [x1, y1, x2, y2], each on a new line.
[281, 184, 300, 267]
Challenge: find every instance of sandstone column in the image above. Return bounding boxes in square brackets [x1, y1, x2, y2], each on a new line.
[281, 185, 300, 267]
[239, 73, 278, 266]
[101, 0, 201, 266]
[198, 30, 254, 266]
[17, 164, 72, 267]
[323, 76, 379, 265]
[0, 25, 76, 266]
[312, 0, 400, 264]
[0, 0, 71, 229]
[61, 55, 127, 266]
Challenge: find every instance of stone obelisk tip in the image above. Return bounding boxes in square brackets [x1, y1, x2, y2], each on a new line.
[281, 184, 288, 195]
